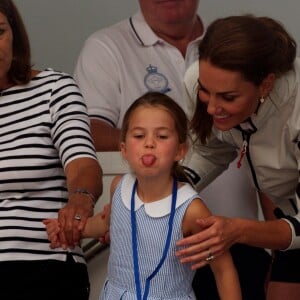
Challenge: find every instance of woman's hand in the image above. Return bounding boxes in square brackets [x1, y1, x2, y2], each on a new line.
[176, 215, 238, 269]
[59, 157, 102, 249]
[57, 193, 94, 249]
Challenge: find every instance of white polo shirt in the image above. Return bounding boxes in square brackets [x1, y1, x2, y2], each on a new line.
[74, 11, 202, 128]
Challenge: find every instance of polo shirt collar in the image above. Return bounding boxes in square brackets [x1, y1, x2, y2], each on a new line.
[129, 11, 204, 48]
[129, 11, 160, 46]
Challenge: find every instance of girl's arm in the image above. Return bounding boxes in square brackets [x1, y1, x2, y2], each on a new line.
[82, 174, 122, 239]
[209, 252, 242, 300]
[182, 198, 242, 300]
[81, 208, 110, 239]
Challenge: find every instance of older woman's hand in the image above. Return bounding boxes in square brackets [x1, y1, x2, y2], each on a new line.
[57, 193, 94, 249]
[56, 157, 102, 249]
[176, 215, 238, 269]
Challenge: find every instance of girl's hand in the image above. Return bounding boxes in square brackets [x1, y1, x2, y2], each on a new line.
[43, 219, 62, 249]
[99, 204, 111, 244]
[175, 215, 237, 269]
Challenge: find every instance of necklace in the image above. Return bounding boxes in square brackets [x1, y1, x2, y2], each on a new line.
[131, 177, 178, 300]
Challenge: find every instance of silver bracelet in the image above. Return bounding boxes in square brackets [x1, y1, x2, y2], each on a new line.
[71, 189, 97, 207]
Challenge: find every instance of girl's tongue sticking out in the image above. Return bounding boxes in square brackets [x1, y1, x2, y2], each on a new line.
[142, 154, 156, 166]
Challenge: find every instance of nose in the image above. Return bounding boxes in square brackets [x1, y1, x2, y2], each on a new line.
[206, 96, 218, 115]
[144, 135, 155, 148]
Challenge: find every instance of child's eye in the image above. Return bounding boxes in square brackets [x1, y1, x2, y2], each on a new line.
[157, 135, 168, 139]
[133, 134, 144, 139]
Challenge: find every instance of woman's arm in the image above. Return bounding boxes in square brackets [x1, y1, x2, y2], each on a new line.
[58, 157, 102, 248]
[177, 214, 291, 270]
[90, 119, 121, 151]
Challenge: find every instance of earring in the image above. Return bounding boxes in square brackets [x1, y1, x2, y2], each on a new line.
[259, 96, 265, 104]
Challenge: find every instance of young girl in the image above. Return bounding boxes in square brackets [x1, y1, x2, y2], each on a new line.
[44, 91, 241, 299]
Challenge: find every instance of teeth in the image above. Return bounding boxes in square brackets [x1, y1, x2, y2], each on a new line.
[214, 115, 229, 119]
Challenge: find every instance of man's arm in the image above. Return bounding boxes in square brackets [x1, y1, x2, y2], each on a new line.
[91, 119, 121, 151]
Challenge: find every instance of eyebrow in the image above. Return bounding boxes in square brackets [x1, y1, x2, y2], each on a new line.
[130, 126, 172, 131]
[197, 79, 237, 95]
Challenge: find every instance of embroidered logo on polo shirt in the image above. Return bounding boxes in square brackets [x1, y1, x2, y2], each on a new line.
[144, 65, 171, 93]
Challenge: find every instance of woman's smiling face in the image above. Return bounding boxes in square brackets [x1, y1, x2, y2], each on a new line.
[197, 60, 262, 131]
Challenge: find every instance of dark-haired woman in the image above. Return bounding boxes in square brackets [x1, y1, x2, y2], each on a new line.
[0, 1, 102, 299]
[176, 15, 300, 299]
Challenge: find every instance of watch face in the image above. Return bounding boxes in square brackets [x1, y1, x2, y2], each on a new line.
[144, 65, 171, 93]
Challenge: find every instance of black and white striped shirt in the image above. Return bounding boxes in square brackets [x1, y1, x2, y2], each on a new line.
[0, 69, 97, 263]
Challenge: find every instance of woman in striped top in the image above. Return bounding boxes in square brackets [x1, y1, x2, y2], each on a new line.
[0, 1, 102, 299]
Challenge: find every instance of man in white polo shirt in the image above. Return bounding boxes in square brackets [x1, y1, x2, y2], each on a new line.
[74, 1, 270, 299]
[74, 0, 203, 150]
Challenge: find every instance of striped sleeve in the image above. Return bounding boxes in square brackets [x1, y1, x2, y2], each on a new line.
[49, 73, 97, 167]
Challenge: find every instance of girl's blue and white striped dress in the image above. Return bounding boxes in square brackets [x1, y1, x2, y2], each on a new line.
[100, 173, 198, 299]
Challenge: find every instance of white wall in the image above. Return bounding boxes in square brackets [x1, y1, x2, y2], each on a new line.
[14, 0, 300, 75]
[14, 0, 138, 74]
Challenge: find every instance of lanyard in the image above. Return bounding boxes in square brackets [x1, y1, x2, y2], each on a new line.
[131, 177, 178, 300]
